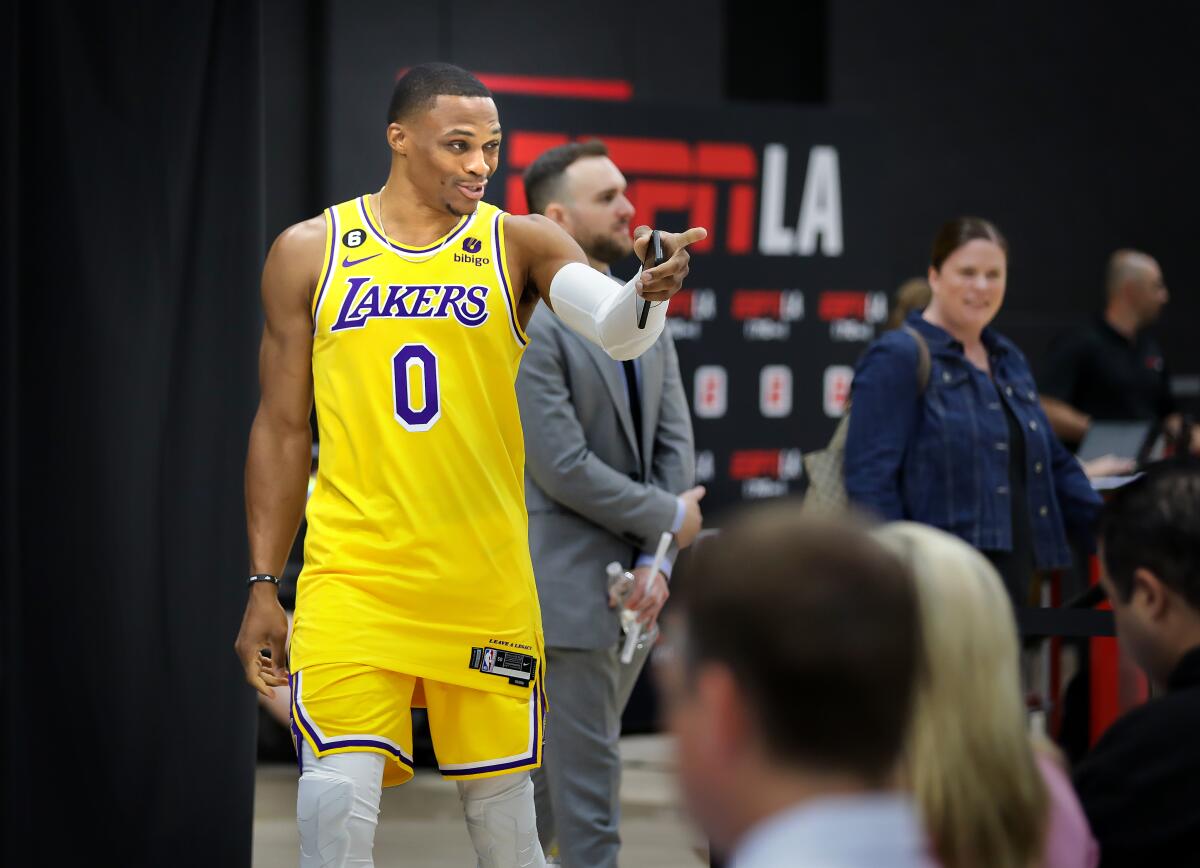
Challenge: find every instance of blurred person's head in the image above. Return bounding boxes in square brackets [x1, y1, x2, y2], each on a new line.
[1099, 459, 1200, 688]
[662, 504, 920, 855]
[871, 522, 1047, 868]
[885, 277, 933, 331]
[1105, 249, 1168, 330]
[925, 217, 1008, 340]
[384, 63, 498, 217]
[523, 140, 636, 267]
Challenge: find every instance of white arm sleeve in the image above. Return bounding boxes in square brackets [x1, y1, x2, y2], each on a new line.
[548, 261, 669, 361]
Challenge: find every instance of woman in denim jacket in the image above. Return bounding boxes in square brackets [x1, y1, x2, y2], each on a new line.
[845, 218, 1101, 604]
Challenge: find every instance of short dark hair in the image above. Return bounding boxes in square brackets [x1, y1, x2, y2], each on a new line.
[677, 503, 920, 783]
[387, 63, 491, 124]
[522, 140, 610, 215]
[930, 216, 1008, 271]
[1100, 458, 1200, 607]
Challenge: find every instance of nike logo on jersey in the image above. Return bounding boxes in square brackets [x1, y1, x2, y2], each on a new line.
[342, 253, 382, 268]
[331, 276, 490, 332]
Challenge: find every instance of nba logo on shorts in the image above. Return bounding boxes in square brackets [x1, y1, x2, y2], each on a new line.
[481, 648, 496, 673]
[759, 365, 793, 418]
[693, 366, 728, 419]
[823, 366, 854, 418]
[462, 237, 483, 254]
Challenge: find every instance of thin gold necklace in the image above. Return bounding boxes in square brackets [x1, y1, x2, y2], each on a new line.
[373, 186, 467, 263]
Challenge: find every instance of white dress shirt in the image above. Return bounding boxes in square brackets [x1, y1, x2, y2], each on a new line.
[730, 793, 936, 868]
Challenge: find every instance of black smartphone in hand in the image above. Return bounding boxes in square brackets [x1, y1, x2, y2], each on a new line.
[637, 229, 667, 329]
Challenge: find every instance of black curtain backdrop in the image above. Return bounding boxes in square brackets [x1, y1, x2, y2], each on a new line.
[3, 2, 263, 865]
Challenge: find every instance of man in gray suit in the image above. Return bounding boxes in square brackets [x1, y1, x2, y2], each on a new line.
[517, 141, 705, 867]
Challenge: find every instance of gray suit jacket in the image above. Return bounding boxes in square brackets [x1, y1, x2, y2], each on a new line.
[517, 305, 695, 650]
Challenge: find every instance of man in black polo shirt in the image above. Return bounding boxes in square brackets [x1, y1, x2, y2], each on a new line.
[1073, 459, 1200, 865]
[1040, 250, 1175, 451]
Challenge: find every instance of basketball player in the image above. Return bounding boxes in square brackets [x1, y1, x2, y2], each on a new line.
[232, 63, 706, 868]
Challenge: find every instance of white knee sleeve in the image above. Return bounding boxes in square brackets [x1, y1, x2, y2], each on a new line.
[458, 772, 547, 868]
[297, 742, 385, 868]
[548, 261, 667, 361]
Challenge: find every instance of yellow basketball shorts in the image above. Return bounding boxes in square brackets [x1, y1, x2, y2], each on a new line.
[289, 663, 546, 787]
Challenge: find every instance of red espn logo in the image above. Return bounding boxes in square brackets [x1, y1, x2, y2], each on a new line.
[506, 132, 758, 255]
[820, 291, 889, 326]
[667, 288, 717, 321]
[731, 290, 805, 321]
[818, 291, 868, 321]
[729, 449, 803, 481]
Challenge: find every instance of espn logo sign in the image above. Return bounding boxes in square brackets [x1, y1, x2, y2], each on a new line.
[732, 289, 805, 341]
[729, 449, 803, 480]
[759, 365, 792, 418]
[666, 288, 717, 321]
[821, 291, 887, 343]
[731, 290, 805, 322]
[693, 366, 727, 419]
[501, 132, 840, 256]
[506, 133, 758, 254]
[667, 288, 717, 341]
[818, 291, 887, 323]
[729, 449, 804, 504]
[505, 134, 844, 258]
[818, 291, 868, 321]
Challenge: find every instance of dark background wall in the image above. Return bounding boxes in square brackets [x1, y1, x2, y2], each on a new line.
[829, 2, 1199, 384]
[5, 2, 262, 865]
[264, 0, 725, 233]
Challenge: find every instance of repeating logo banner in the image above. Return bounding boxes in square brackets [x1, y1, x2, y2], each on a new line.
[485, 97, 889, 510]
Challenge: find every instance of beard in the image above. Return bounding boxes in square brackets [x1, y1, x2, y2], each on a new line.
[580, 230, 633, 266]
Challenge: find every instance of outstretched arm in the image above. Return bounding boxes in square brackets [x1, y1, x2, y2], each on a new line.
[1041, 395, 1091, 445]
[233, 215, 324, 698]
[506, 213, 706, 360]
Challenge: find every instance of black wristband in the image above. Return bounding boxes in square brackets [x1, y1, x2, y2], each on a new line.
[247, 573, 280, 587]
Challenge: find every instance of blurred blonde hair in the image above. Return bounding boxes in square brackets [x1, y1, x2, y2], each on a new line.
[871, 522, 1047, 868]
[885, 278, 932, 331]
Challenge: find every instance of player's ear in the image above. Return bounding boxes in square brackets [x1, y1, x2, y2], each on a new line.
[386, 122, 407, 156]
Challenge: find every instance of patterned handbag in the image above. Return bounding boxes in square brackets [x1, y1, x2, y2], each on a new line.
[802, 325, 931, 514]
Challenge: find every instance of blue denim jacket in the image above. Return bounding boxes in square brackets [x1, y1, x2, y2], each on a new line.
[844, 312, 1101, 568]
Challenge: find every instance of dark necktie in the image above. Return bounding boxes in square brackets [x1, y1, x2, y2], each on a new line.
[622, 360, 644, 480]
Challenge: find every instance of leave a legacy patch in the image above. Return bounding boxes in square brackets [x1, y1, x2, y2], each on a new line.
[469, 647, 537, 687]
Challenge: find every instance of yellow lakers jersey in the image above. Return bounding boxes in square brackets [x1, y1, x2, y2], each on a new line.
[290, 195, 543, 700]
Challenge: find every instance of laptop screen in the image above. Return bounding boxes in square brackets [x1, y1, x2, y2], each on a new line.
[1076, 420, 1155, 463]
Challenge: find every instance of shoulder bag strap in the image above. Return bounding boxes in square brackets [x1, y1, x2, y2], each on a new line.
[900, 324, 932, 394]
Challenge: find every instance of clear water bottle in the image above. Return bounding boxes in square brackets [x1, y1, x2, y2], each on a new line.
[606, 562, 638, 633]
[606, 562, 659, 662]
